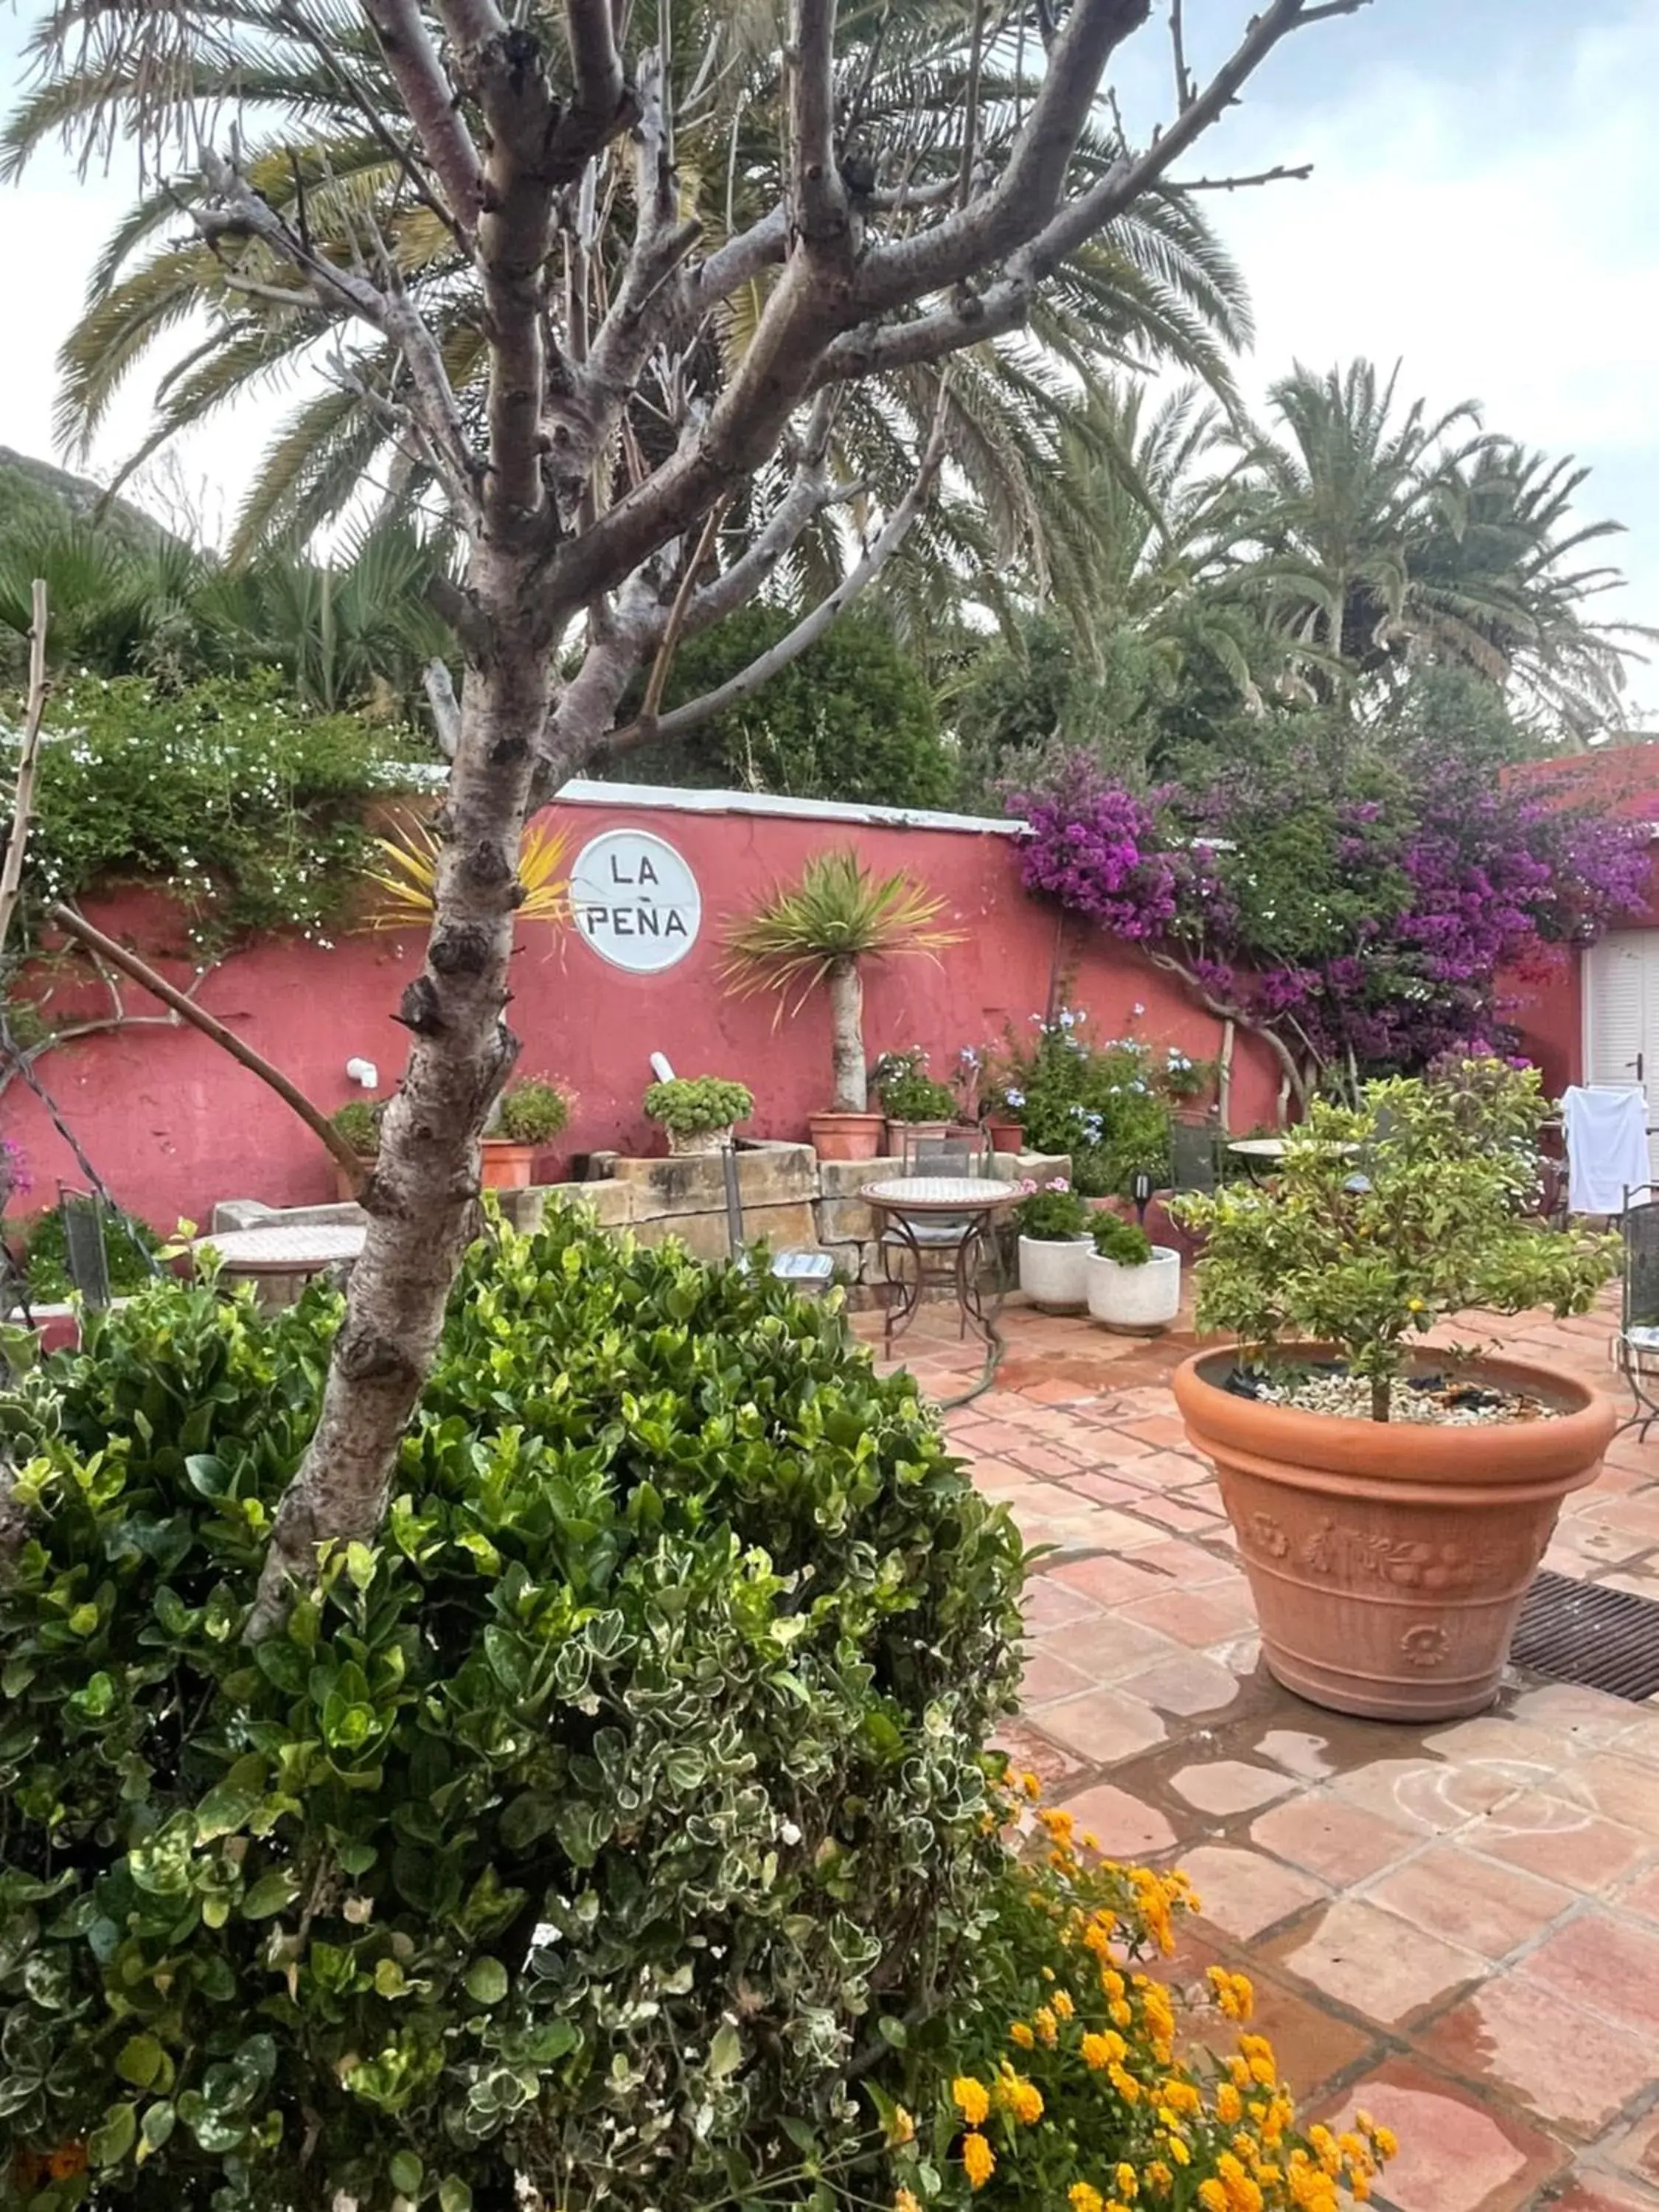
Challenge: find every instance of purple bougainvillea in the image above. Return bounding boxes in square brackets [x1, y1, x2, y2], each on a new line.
[1015, 750, 1649, 1089]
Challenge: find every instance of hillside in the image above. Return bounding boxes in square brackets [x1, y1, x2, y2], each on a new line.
[0, 447, 184, 554]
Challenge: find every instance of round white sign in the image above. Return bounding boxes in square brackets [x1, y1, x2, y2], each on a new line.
[568, 829, 701, 973]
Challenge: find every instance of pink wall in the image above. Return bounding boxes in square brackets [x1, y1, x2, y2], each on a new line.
[4, 789, 1281, 1231]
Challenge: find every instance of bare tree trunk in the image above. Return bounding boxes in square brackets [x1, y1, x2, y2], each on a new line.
[1370, 1375, 1391, 1423]
[827, 955, 868, 1113]
[251, 618, 549, 1630]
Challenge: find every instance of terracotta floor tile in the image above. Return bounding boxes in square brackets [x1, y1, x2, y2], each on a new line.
[1116, 1413, 1192, 1451]
[1016, 1376, 1099, 1407]
[1214, 1964, 1380, 2100]
[1610, 1713, 1659, 1767]
[1543, 2177, 1659, 2212]
[1515, 1912, 1659, 2035]
[1465, 1790, 1657, 1894]
[1046, 1551, 1169, 1607]
[1020, 1644, 1099, 1705]
[1418, 1974, 1658, 2140]
[1119, 1535, 1239, 1586]
[990, 1719, 1085, 1795]
[1613, 1862, 1659, 1921]
[1250, 1792, 1419, 1885]
[1038, 1686, 1167, 1765]
[1609, 2110, 1659, 2192]
[1255, 1728, 1358, 1782]
[1171, 1759, 1298, 1816]
[1177, 1843, 1328, 1940]
[1121, 1582, 1262, 1647]
[1021, 1575, 1102, 1632]
[1038, 1611, 1183, 1683]
[1362, 1846, 1573, 1961]
[1043, 1503, 1167, 1552]
[1274, 1897, 1486, 2025]
[1330, 1756, 1526, 1835]
[1129, 1493, 1222, 1533]
[1058, 1780, 1178, 1859]
[1421, 1715, 1586, 1777]
[1319, 2058, 1569, 2212]
[1119, 1649, 1244, 1717]
[1005, 1441, 1091, 1481]
[1567, 1752, 1659, 1834]
[1062, 1471, 1150, 1507]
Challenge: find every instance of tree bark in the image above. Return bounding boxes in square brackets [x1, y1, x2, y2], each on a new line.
[1370, 1374, 1391, 1422]
[827, 956, 868, 1113]
[251, 601, 549, 1630]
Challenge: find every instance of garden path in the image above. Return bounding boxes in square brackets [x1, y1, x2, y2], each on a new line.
[861, 1285, 1659, 2212]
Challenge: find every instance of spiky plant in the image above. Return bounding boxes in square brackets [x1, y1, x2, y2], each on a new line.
[722, 849, 961, 1112]
[360, 813, 570, 931]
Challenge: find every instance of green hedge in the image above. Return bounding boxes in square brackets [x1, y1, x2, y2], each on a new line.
[0, 1210, 1023, 2211]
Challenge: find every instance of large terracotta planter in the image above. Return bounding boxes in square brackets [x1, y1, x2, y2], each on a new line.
[1018, 1234, 1093, 1312]
[810, 1111, 886, 1162]
[1173, 1346, 1617, 1721]
[480, 1138, 537, 1190]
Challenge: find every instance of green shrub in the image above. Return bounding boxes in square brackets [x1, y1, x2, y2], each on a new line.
[0, 1213, 1023, 2211]
[330, 1099, 385, 1158]
[1090, 1214, 1153, 1266]
[992, 1015, 1171, 1198]
[641, 1075, 754, 1135]
[494, 1078, 569, 1145]
[872, 1049, 958, 1124]
[1012, 1186, 1090, 1241]
[18, 1203, 161, 1301]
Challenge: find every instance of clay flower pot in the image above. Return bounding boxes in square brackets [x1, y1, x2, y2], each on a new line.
[987, 1118, 1026, 1154]
[1172, 1346, 1617, 1722]
[810, 1111, 886, 1161]
[884, 1116, 951, 1155]
[1085, 1245, 1181, 1333]
[480, 1138, 538, 1190]
[1018, 1234, 1093, 1312]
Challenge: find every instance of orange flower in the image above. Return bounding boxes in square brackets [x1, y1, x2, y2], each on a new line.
[953, 2077, 991, 2127]
[962, 2133, 995, 2190]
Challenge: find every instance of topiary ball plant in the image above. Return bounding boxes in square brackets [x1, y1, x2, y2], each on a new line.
[493, 1076, 570, 1146]
[0, 1213, 1023, 2212]
[330, 1099, 385, 1158]
[641, 1074, 754, 1141]
[1091, 1213, 1154, 1266]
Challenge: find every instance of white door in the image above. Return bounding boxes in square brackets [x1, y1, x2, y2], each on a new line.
[1585, 930, 1659, 1179]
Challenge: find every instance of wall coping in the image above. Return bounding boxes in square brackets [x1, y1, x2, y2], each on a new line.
[552, 779, 1030, 836]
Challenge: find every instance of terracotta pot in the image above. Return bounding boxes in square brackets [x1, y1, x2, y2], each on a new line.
[1018, 1234, 1092, 1312]
[987, 1119, 1026, 1153]
[335, 1161, 372, 1203]
[1172, 1346, 1618, 1722]
[810, 1111, 886, 1161]
[480, 1138, 537, 1189]
[1085, 1245, 1181, 1332]
[884, 1116, 951, 1155]
[666, 1124, 733, 1156]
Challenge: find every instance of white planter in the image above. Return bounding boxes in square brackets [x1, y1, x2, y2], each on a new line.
[1018, 1234, 1093, 1312]
[1085, 1245, 1181, 1333]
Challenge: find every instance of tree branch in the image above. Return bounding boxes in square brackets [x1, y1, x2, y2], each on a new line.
[1144, 947, 1309, 1109]
[423, 658, 462, 757]
[605, 411, 947, 757]
[359, 0, 486, 237]
[0, 580, 51, 961]
[789, 0, 849, 254]
[46, 906, 369, 1189]
[1165, 161, 1314, 191]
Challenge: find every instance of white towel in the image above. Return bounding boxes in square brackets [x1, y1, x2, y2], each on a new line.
[1562, 1084, 1651, 1214]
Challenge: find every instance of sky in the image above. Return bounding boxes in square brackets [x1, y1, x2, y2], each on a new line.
[1, 0, 1657, 716]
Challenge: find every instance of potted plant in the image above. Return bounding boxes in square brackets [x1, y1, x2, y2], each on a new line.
[480, 1077, 570, 1189]
[1170, 1062, 1620, 1722]
[330, 1099, 383, 1199]
[1013, 1180, 1093, 1312]
[644, 1075, 755, 1155]
[872, 1047, 958, 1152]
[1085, 1211, 1182, 1332]
[984, 1082, 1028, 1155]
[722, 849, 961, 1161]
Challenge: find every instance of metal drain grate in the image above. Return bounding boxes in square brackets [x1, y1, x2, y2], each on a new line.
[1511, 1570, 1659, 1703]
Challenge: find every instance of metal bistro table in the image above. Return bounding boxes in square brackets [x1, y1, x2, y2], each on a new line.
[192, 1222, 366, 1307]
[860, 1175, 1018, 1348]
[1225, 1136, 1357, 1183]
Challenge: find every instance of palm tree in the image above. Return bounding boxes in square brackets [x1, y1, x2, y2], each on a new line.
[4, 0, 1251, 623]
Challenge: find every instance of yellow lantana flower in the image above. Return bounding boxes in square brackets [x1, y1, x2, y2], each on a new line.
[1071, 2185, 1105, 2212]
[953, 2077, 991, 2127]
[962, 2133, 995, 2190]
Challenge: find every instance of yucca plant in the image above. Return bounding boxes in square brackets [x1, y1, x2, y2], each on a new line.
[359, 813, 570, 931]
[722, 849, 961, 1113]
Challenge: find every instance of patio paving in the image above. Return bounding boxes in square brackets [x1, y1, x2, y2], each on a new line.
[858, 1283, 1659, 2212]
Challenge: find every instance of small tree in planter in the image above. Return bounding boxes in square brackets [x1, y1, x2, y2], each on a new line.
[328, 1099, 385, 1199]
[1085, 1212, 1182, 1332]
[1012, 1180, 1092, 1311]
[483, 1077, 571, 1189]
[1170, 1061, 1620, 1719]
[644, 1075, 754, 1155]
[723, 852, 960, 1161]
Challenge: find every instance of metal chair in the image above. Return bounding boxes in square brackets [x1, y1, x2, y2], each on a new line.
[1169, 1118, 1217, 1197]
[1614, 1194, 1659, 1440]
[720, 1144, 835, 1298]
[58, 1186, 112, 1310]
